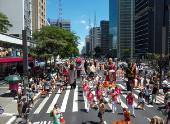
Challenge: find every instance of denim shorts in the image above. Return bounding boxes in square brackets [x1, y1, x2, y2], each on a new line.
[152, 94, 157, 99]
[24, 113, 29, 120]
[98, 112, 104, 119]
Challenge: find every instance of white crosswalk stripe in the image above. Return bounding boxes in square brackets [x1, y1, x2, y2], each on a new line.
[46, 89, 60, 113]
[60, 86, 71, 112]
[72, 85, 78, 112]
[33, 121, 51, 124]
[34, 94, 51, 114]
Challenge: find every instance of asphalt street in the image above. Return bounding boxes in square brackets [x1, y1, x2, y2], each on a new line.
[26, 66, 168, 124]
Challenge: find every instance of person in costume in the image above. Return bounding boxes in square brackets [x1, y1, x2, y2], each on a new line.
[106, 58, 116, 82]
[63, 61, 69, 79]
[103, 79, 109, 97]
[75, 57, 82, 78]
[126, 62, 135, 91]
[87, 88, 94, 113]
[111, 88, 118, 114]
[115, 84, 121, 104]
[88, 61, 96, 78]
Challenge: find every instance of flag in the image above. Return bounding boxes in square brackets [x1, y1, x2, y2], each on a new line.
[162, 111, 167, 116]
[90, 104, 95, 109]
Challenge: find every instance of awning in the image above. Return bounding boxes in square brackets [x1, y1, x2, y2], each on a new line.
[0, 57, 34, 63]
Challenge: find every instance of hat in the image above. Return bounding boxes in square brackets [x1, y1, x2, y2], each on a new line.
[112, 88, 115, 90]
[29, 88, 32, 91]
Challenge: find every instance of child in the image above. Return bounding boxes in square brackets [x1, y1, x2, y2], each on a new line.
[59, 79, 64, 92]
[115, 84, 121, 104]
[143, 75, 148, 87]
[63, 77, 68, 90]
[87, 88, 94, 113]
[111, 88, 118, 113]
[94, 98, 105, 124]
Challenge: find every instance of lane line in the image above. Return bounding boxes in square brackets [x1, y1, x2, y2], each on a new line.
[33, 122, 39, 124]
[72, 85, 78, 112]
[60, 86, 71, 112]
[44, 121, 47, 124]
[48, 121, 51, 124]
[34, 94, 51, 114]
[46, 89, 60, 113]
[104, 121, 107, 124]
[147, 118, 151, 121]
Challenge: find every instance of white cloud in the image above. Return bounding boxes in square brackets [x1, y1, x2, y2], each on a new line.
[78, 42, 85, 53]
[81, 15, 85, 18]
[80, 20, 86, 24]
[86, 26, 90, 29]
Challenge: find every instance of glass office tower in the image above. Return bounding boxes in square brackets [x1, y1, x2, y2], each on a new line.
[109, 0, 117, 49]
[117, 0, 136, 59]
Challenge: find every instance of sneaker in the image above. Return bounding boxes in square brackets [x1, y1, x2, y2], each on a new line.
[132, 114, 136, 118]
[142, 108, 145, 110]
[112, 111, 114, 114]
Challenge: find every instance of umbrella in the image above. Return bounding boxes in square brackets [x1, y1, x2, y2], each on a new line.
[12, 66, 17, 69]
[37, 62, 45, 65]
[4, 75, 22, 82]
[56, 61, 62, 64]
[165, 91, 170, 96]
[109, 70, 115, 72]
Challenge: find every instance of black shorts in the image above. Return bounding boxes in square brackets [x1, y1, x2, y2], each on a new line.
[45, 89, 49, 92]
[165, 96, 168, 100]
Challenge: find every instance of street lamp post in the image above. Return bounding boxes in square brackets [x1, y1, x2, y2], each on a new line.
[130, 0, 133, 61]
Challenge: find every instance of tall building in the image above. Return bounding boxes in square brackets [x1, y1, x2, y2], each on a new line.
[117, 0, 136, 59]
[100, 21, 110, 55]
[32, 0, 46, 32]
[47, 19, 71, 31]
[109, 0, 117, 49]
[89, 26, 100, 56]
[135, 0, 170, 58]
[85, 36, 90, 56]
[81, 46, 86, 55]
[0, 0, 32, 38]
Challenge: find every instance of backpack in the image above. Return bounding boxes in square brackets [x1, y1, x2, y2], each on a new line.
[50, 110, 53, 117]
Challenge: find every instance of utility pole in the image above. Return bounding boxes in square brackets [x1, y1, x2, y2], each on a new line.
[22, 30, 28, 95]
[130, 0, 133, 61]
[160, 0, 166, 89]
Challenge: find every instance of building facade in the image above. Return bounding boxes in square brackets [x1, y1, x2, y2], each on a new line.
[117, 0, 136, 59]
[32, 0, 46, 32]
[47, 19, 71, 31]
[85, 36, 90, 56]
[81, 46, 86, 55]
[109, 0, 117, 49]
[100, 21, 110, 55]
[0, 0, 32, 38]
[135, 0, 170, 58]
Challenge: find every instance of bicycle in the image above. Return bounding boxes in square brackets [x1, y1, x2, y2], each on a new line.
[0, 104, 4, 114]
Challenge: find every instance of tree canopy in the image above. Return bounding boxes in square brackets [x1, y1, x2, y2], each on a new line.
[29, 25, 80, 59]
[0, 12, 13, 33]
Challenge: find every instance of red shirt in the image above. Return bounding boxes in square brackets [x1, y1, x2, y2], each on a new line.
[126, 94, 134, 105]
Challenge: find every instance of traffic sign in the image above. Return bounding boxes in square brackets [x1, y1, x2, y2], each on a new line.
[162, 54, 165, 58]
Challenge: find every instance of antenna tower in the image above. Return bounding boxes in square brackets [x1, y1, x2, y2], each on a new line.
[59, 0, 62, 19]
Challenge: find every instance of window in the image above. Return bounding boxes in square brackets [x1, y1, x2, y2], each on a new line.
[41, 6, 43, 10]
[42, 19, 43, 23]
[42, 0, 43, 3]
[42, 12, 43, 16]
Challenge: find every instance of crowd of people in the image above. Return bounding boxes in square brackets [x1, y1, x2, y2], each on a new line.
[14, 57, 170, 124]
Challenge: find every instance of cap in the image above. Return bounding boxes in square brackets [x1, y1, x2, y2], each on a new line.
[29, 88, 32, 91]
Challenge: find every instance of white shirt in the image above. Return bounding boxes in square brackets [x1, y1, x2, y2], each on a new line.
[88, 81, 93, 88]
[162, 80, 168, 87]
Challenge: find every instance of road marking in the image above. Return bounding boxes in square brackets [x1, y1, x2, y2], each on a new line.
[46, 89, 60, 113]
[40, 122, 43, 124]
[6, 116, 17, 124]
[33, 122, 39, 124]
[104, 97, 112, 109]
[72, 85, 78, 112]
[48, 121, 51, 124]
[60, 86, 71, 112]
[34, 94, 51, 114]
[104, 121, 107, 124]
[147, 118, 151, 121]
[44, 121, 47, 124]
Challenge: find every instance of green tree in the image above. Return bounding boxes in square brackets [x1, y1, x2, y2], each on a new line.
[0, 12, 13, 33]
[29, 25, 80, 68]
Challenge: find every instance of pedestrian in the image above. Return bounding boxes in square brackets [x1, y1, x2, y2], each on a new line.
[52, 104, 61, 124]
[111, 88, 118, 113]
[137, 75, 142, 87]
[145, 85, 151, 104]
[63, 77, 68, 90]
[68, 63, 76, 89]
[126, 92, 136, 117]
[96, 83, 102, 103]
[51, 77, 55, 92]
[87, 88, 94, 113]
[36, 78, 40, 92]
[151, 84, 158, 105]
[162, 78, 168, 88]
[115, 84, 121, 104]
[164, 97, 170, 124]
[17, 83, 22, 97]
[27, 88, 34, 108]
[136, 89, 145, 110]
[83, 81, 89, 102]
[163, 85, 170, 105]
[149, 78, 154, 91]
[143, 75, 148, 88]
[44, 80, 50, 96]
[103, 79, 109, 97]
[84, 59, 89, 75]
[17, 95, 23, 118]
[94, 98, 105, 124]
[22, 98, 30, 124]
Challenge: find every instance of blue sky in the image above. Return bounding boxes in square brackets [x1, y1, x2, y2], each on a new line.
[46, 0, 109, 53]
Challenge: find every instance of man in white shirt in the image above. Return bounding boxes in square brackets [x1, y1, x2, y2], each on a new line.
[162, 78, 168, 88]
